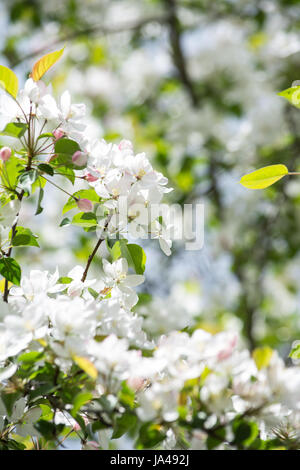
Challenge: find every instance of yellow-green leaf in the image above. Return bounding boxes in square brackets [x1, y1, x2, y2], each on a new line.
[252, 346, 273, 370]
[32, 48, 64, 82]
[0, 278, 12, 293]
[240, 164, 288, 189]
[73, 355, 98, 380]
[0, 65, 18, 98]
[278, 86, 300, 108]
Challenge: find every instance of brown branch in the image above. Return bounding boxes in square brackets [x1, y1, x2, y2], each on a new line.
[11, 15, 169, 67]
[81, 236, 104, 283]
[81, 213, 113, 283]
[164, 0, 199, 107]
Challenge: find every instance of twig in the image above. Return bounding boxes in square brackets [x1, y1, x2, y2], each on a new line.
[11, 15, 169, 67]
[163, 0, 199, 107]
[81, 236, 104, 283]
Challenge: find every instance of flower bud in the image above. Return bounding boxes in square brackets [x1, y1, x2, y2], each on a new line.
[77, 198, 93, 213]
[0, 147, 11, 162]
[53, 128, 64, 141]
[72, 150, 87, 167]
[85, 172, 98, 183]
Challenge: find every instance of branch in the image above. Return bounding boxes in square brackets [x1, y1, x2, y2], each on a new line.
[11, 15, 169, 67]
[163, 0, 199, 107]
[81, 236, 104, 283]
[3, 108, 34, 302]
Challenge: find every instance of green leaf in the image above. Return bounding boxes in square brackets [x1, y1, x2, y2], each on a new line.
[72, 356, 98, 379]
[0, 122, 27, 138]
[38, 163, 54, 176]
[12, 226, 39, 247]
[58, 276, 72, 284]
[92, 421, 110, 432]
[3, 156, 23, 188]
[54, 138, 80, 156]
[18, 169, 38, 195]
[34, 420, 64, 440]
[18, 351, 44, 364]
[136, 423, 166, 449]
[111, 240, 146, 274]
[289, 342, 300, 360]
[62, 190, 100, 214]
[252, 346, 273, 370]
[233, 420, 259, 448]
[35, 186, 44, 215]
[54, 166, 75, 184]
[72, 212, 97, 228]
[112, 412, 137, 439]
[118, 382, 136, 409]
[0, 257, 21, 285]
[72, 392, 93, 417]
[0, 65, 18, 98]
[88, 287, 99, 299]
[206, 428, 226, 450]
[111, 240, 125, 261]
[126, 244, 146, 274]
[60, 217, 71, 227]
[278, 86, 300, 108]
[6, 439, 26, 451]
[136, 293, 152, 307]
[1, 391, 21, 416]
[37, 132, 53, 141]
[240, 164, 288, 189]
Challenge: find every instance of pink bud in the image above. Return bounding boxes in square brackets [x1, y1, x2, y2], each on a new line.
[72, 151, 87, 167]
[73, 422, 81, 432]
[127, 377, 145, 391]
[53, 128, 64, 141]
[85, 172, 98, 183]
[77, 198, 93, 212]
[73, 416, 89, 431]
[0, 147, 11, 162]
[73, 415, 89, 431]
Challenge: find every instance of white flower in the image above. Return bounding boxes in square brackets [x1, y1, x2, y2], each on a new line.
[23, 78, 49, 104]
[38, 94, 60, 120]
[3, 295, 49, 339]
[49, 296, 96, 342]
[102, 258, 144, 307]
[66, 265, 96, 298]
[59, 90, 86, 134]
[0, 93, 30, 124]
[95, 298, 151, 348]
[88, 335, 141, 383]
[102, 258, 144, 289]
[0, 362, 17, 382]
[150, 220, 172, 256]
[0, 326, 31, 362]
[9, 268, 64, 304]
[137, 382, 180, 422]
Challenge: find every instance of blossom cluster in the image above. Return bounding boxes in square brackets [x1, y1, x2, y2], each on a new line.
[1, 49, 300, 450]
[1, 267, 300, 448]
[0, 77, 173, 254]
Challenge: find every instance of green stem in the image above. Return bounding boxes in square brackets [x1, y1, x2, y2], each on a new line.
[39, 174, 78, 201]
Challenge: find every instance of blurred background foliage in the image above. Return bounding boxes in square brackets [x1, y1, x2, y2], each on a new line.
[2, 0, 300, 352]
